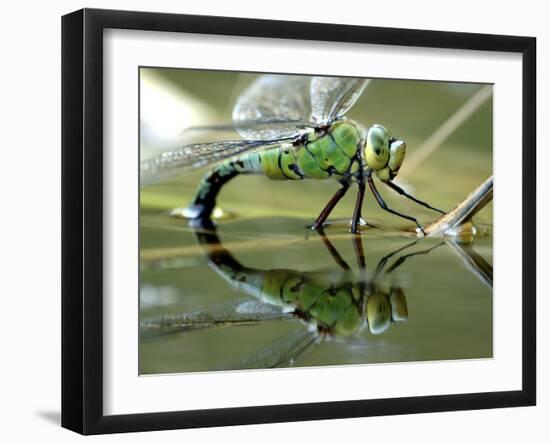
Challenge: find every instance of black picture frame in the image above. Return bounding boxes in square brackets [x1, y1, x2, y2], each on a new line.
[61, 8, 536, 435]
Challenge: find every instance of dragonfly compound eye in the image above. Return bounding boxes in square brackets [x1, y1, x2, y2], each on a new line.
[376, 138, 406, 182]
[366, 291, 392, 335]
[365, 125, 390, 171]
[389, 287, 408, 322]
[388, 139, 406, 175]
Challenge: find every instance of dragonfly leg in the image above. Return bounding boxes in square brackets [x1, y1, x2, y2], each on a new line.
[351, 233, 368, 301]
[373, 238, 421, 279]
[350, 180, 366, 234]
[384, 180, 445, 214]
[384, 241, 445, 273]
[351, 233, 366, 270]
[317, 229, 351, 271]
[367, 176, 427, 235]
[311, 182, 350, 230]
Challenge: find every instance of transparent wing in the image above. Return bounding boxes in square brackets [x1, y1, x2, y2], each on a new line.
[140, 136, 294, 185]
[140, 298, 292, 341]
[232, 75, 312, 140]
[184, 119, 310, 137]
[310, 76, 369, 124]
[217, 328, 320, 370]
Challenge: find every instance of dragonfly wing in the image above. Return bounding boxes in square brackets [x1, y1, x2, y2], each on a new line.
[310, 77, 369, 124]
[218, 328, 320, 370]
[140, 137, 294, 185]
[233, 75, 312, 139]
[140, 298, 292, 340]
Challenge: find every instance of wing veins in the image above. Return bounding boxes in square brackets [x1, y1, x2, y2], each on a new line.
[311, 77, 369, 123]
[141, 136, 296, 185]
[185, 118, 312, 134]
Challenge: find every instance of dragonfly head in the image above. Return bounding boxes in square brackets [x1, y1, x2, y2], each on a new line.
[364, 125, 406, 182]
[366, 291, 392, 335]
[366, 287, 408, 335]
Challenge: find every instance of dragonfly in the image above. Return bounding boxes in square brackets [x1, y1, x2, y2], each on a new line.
[140, 227, 445, 370]
[141, 75, 445, 234]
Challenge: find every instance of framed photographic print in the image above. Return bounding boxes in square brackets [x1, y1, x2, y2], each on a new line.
[62, 8, 536, 435]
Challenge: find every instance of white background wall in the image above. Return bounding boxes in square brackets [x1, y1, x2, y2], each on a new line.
[0, 0, 546, 441]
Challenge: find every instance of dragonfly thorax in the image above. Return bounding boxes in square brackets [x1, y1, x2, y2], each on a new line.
[364, 124, 406, 182]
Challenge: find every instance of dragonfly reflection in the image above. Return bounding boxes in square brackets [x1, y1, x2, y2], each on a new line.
[141, 229, 446, 370]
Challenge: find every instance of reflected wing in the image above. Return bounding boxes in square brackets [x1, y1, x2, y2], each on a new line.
[140, 137, 294, 185]
[233, 75, 312, 139]
[140, 298, 292, 341]
[217, 328, 320, 370]
[310, 77, 369, 124]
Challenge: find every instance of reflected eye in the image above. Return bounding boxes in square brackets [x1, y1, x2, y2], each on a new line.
[365, 125, 390, 170]
[366, 292, 392, 335]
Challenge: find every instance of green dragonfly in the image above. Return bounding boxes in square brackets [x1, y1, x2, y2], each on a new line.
[140, 228, 445, 370]
[141, 75, 445, 234]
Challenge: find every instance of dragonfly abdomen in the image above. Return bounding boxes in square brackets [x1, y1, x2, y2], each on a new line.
[187, 121, 363, 221]
[186, 150, 278, 219]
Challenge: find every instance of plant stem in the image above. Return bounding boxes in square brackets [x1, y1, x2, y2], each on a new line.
[424, 175, 493, 236]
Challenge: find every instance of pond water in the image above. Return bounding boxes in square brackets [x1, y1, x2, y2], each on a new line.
[139, 198, 492, 374]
